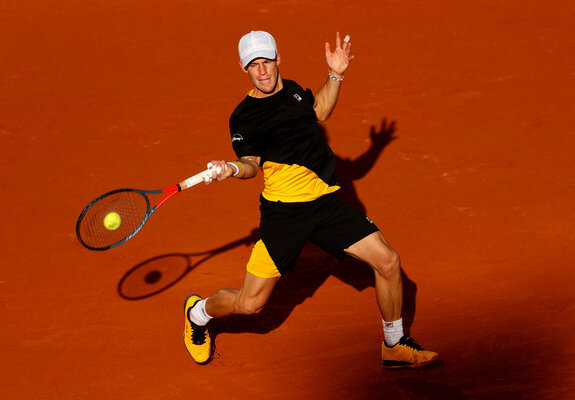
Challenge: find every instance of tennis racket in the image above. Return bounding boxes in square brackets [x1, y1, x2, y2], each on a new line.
[76, 169, 212, 251]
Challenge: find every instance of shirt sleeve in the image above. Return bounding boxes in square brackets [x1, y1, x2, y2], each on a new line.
[304, 87, 315, 107]
[229, 115, 263, 159]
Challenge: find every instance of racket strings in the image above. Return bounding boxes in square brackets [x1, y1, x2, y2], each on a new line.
[78, 191, 149, 249]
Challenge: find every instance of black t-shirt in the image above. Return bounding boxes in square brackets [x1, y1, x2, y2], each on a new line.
[229, 79, 340, 203]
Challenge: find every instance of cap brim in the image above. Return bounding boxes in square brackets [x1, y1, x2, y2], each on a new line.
[241, 50, 277, 68]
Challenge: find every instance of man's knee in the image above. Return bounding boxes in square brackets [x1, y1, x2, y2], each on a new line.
[234, 296, 266, 315]
[373, 248, 401, 280]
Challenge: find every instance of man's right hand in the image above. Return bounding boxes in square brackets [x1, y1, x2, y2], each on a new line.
[204, 160, 233, 184]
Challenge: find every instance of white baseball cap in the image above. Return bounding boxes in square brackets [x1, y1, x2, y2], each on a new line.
[238, 31, 278, 68]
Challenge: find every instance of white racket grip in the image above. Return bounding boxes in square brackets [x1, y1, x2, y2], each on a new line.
[179, 169, 212, 190]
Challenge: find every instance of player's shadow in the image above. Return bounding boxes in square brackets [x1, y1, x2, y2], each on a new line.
[212, 119, 417, 337]
[211, 245, 418, 337]
[329, 118, 397, 214]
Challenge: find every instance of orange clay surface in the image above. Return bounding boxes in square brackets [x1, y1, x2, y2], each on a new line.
[1, 1, 574, 399]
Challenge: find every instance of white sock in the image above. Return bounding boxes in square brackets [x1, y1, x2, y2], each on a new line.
[189, 299, 213, 326]
[383, 318, 404, 347]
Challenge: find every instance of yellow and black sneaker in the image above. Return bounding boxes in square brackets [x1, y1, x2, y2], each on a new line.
[183, 295, 213, 365]
[381, 335, 440, 368]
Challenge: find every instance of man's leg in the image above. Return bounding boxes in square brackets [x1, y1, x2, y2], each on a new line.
[345, 231, 402, 322]
[345, 231, 439, 368]
[184, 271, 278, 364]
[206, 271, 278, 317]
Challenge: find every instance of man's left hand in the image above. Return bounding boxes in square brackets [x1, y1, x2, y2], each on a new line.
[325, 32, 355, 77]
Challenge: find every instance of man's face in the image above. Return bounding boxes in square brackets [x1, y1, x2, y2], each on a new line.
[243, 54, 282, 97]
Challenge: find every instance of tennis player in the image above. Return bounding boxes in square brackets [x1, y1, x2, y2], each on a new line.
[184, 31, 439, 368]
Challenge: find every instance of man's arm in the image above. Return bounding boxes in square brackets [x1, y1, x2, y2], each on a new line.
[313, 32, 355, 122]
[204, 156, 261, 183]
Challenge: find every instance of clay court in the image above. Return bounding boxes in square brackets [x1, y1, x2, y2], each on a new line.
[2, 1, 574, 399]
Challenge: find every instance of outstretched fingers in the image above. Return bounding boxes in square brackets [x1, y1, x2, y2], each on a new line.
[325, 31, 355, 76]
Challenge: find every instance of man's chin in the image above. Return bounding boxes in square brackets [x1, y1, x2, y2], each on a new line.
[258, 86, 275, 94]
[256, 80, 278, 94]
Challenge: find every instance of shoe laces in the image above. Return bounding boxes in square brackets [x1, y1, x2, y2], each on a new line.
[190, 322, 207, 345]
[399, 336, 424, 351]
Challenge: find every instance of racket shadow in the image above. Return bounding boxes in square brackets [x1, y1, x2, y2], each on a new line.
[117, 228, 259, 300]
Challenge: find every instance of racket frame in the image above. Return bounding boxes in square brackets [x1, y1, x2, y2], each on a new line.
[76, 170, 210, 251]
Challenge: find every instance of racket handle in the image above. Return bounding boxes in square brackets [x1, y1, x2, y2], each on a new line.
[178, 169, 212, 190]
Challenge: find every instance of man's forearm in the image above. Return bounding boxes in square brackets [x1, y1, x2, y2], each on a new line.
[314, 72, 343, 121]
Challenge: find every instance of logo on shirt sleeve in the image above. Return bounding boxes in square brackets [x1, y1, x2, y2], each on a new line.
[293, 93, 302, 102]
[232, 133, 244, 143]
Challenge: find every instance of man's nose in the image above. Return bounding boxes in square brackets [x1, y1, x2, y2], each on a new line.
[258, 64, 267, 75]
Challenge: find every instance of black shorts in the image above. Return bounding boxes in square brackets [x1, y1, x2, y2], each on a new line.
[247, 193, 379, 277]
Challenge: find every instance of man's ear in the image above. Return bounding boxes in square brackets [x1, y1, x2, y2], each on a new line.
[239, 61, 248, 73]
[276, 52, 281, 66]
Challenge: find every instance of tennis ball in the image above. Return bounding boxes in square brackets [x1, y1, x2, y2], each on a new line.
[103, 212, 121, 231]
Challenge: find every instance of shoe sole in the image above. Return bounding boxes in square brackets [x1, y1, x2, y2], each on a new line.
[382, 360, 413, 368]
[381, 356, 441, 369]
[184, 294, 214, 365]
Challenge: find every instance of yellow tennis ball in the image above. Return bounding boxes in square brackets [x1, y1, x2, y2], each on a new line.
[103, 212, 121, 231]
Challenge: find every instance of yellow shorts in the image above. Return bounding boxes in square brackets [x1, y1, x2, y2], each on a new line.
[246, 239, 281, 279]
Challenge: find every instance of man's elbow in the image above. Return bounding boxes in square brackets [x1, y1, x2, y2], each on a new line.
[315, 109, 332, 122]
